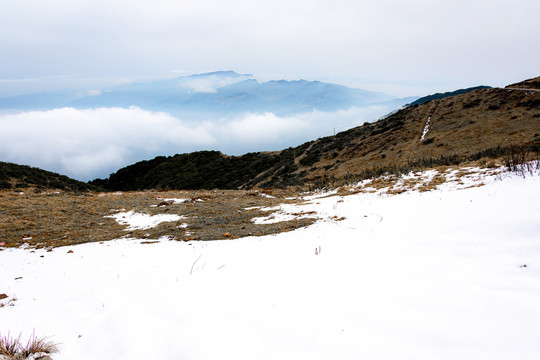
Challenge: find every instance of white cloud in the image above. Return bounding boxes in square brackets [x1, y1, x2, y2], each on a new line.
[0, 107, 215, 181]
[0, 104, 394, 181]
[87, 89, 102, 96]
[1, 0, 538, 95]
[223, 113, 309, 144]
[181, 73, 253, 93]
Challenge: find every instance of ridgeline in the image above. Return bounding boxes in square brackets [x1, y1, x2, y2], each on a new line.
[91, 76, 540, 190]
[2, 77, 539, 192]
[0, 162, 97, 191]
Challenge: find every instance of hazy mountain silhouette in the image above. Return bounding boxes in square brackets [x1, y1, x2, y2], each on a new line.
[0, 71, 412, 116]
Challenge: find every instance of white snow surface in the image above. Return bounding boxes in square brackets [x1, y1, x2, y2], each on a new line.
[1, 170, 540, 359]
[163, 198, 190, 204]
[105, 211, 183, 230]
[420, 116, 431, 141]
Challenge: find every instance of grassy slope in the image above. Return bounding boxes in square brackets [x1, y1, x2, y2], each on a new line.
[0, 161, 97, 191]
[89, 76, 540, 190]
[294, 86, 540, 187]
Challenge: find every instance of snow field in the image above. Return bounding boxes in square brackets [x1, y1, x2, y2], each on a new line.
[1, 170, 540, 359]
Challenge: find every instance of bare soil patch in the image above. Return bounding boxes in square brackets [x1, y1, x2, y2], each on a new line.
[0, 188, 314, 249]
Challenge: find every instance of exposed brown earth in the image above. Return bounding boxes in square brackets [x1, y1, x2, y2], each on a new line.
[506, 76, 540, 90]
[0, 188, 314, 249]
[279, 84, 540, 186]
[1, 77, 539, 249]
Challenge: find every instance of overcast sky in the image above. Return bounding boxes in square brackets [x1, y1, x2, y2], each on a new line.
[1, 0, 539, 181]
[1, 0, 539, 96]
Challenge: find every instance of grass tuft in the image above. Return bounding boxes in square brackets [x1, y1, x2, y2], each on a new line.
[503, 145, 540, 177]
[0, 332, 21, 358]
[0, 331, 58, 359]
[20, 331, 59, 357]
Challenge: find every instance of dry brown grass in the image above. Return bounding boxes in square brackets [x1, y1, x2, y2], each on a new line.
[0, 188, 315, 249]
[19, 332, 59, 358]
[335, 160, 508, 196]
[0, 333, 20, 358]
[294, 87, 540, 184]
[0, 331, 58, 359]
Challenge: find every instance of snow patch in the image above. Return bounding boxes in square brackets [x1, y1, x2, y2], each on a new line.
[106, 211, 183, 230]
[256, 192, 276, 199]
[420, 116, 431, 141]
[163, 198, 190, 204]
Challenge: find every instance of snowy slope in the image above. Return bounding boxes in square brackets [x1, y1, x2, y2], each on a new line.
[1, 169, 539, 360]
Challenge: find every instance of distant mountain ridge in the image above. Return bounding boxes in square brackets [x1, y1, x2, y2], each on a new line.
[0, 71, 410, 116]
[3, 76, 538, 191]
[91, 77, 540, 190]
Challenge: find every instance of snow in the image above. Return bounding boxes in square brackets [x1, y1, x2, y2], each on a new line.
[1, 169, 540, 360]
[420, 116, 431, 141]
[105, 211, 183, 230]
[251, 206, 315, 224]
[256, 192, 276, 199]
[163, 198, 190, 204]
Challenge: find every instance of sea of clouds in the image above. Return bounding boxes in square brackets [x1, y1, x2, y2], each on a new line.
[0, 105, 392, 181]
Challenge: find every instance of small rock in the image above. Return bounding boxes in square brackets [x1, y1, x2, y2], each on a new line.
[0, 293, 8, 300]
[67, 250, 74, 254]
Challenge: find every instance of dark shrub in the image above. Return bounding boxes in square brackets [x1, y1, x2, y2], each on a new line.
[463, 99, 482, 108]
[422, 137, 435, 145]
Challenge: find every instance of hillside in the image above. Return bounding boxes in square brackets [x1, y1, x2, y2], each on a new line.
[93, 77, 540, 190]
[506, 76, 540, 90]
[0, 161, 97, 191]
[406, 85, 491, 106]
[292, 83, 540, 186]
[90, 151, 288, 191]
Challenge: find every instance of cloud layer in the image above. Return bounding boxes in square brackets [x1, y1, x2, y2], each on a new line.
[1, 0, 539, 95]
[0, 105, 391, 181]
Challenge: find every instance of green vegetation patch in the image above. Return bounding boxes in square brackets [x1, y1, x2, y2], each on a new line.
[0, 162, 96, 191]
